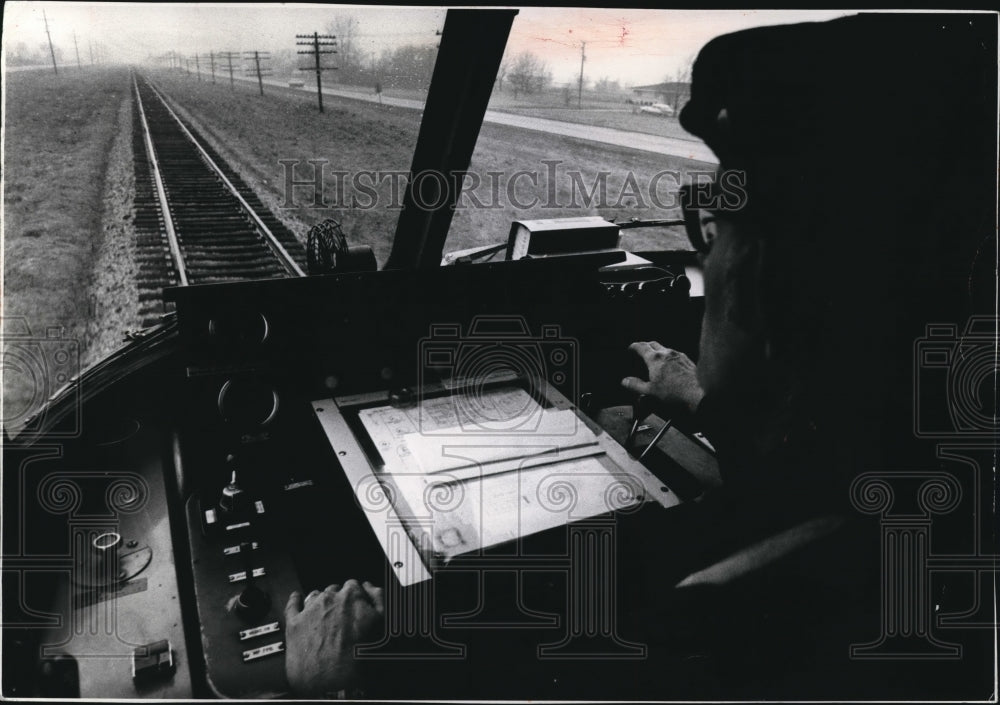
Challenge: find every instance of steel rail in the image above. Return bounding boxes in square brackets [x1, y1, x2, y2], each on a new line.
[140, 78, 306, 278]
[132, 72, 189, 286]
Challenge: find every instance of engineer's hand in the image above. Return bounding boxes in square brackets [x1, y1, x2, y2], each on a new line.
[284, 579, 385, 698]
[622, 341, 705, 416]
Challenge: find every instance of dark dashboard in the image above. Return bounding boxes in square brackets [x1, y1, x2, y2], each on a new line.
[4, 252, 719, 699]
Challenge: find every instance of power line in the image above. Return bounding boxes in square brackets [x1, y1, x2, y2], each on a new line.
[347, 31, 443, 39]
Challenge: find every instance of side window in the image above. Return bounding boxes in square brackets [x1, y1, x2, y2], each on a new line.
[444, 9, 851, 257]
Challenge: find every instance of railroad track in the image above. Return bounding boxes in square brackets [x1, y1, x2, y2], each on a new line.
[131, 73, 306, 324]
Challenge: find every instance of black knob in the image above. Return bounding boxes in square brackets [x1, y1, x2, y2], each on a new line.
[235, 541, 268, 618]
[389, 387, 414, 407]
[236, 584, 269, 619]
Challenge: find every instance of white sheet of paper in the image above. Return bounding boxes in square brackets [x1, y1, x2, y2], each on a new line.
[403, 408, 599, 477]
[463, 457, 642, 549]
[357, 386, 547, 473]
[356, 386, 641, 559]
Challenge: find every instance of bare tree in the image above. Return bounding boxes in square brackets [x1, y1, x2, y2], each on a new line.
[594, 76, 620, 93]
[9, 41, 43, 66]
[670, 59, 692, 84]
[538, 68, 552, 92]
[507, 52, 548, 99]
[325, 15, 361, 83]
[495, 56, 509, 92]
[666, 52, 696, 110]
[381, 43, 437, 90]
[39, 42, 63, 61]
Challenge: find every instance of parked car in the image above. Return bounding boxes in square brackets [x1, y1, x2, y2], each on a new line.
[639, 102, 675, 116]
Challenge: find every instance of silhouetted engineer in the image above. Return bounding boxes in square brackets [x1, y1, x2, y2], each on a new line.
[283, 13, 996, 699]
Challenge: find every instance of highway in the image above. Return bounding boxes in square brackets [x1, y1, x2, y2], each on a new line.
[7, 64, 716, 162]
[234, 74, 719, 164]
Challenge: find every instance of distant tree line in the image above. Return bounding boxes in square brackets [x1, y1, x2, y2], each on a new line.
[272, 16, 665, 100]
[274, 16, 562, 97]
[271, 17, 438, 91]
[493, 52, 552, 98]
[6, 41, 61, 66]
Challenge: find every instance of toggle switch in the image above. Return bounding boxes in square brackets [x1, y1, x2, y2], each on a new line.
[219, 457, 247, 515]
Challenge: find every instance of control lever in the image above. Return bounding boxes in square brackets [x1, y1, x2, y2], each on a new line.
[625, 394, 654, 450]
[234, 541, 268, 619]
[625, 393, 674, 458]
[219, 456, 246, 515]
[639, 419, 674, 460]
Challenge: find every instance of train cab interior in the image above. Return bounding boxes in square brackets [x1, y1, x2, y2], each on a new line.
[2, 8, 996, 702]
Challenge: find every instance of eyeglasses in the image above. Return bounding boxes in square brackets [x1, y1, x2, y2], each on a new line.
[679, 181, 748, 255]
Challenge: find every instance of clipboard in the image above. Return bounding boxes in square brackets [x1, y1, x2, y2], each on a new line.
[311, 377, 680, 586]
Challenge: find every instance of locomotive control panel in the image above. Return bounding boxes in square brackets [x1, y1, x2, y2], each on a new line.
[5, 253, 717, 699]
[162, 254, 713, 697]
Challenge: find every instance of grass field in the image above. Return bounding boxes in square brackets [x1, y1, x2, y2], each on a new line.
[3, 67, 132, 428]
[483, 85, 695, 141]
[276, 75, 695, 142]
[147, 69, 704, 262]
[2, 65, 704, 429]
[490, 105, 694, 141]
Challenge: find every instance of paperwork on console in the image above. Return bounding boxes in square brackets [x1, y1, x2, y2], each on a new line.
[358, 386, 641, 558]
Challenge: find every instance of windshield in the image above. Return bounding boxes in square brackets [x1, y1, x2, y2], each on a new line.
[447, 8, 852, 257]
[1, 4, 850, 434]
[1, 3, 446, 434]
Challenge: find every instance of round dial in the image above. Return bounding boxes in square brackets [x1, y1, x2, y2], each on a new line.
[217, 378, 280, 428]
[207, 311, 270, 346]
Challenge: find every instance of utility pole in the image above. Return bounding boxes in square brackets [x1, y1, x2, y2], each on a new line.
[89, 41, 94, 66]
[209, 50, 216, 83]
[43, 8, 58, 75]
[195, 53, 201, 81]
[252, 51, 263, 95]
[220, 51, 238, 88]
[577, 40, 586, 109]
[296, 32, 337, 113]
[244, 50, 272, 96]
[73, 31, 82, 70]
[372, 50, 382, 106]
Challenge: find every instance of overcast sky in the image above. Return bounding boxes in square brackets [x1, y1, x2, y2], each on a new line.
[3, 3, 853, 85]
